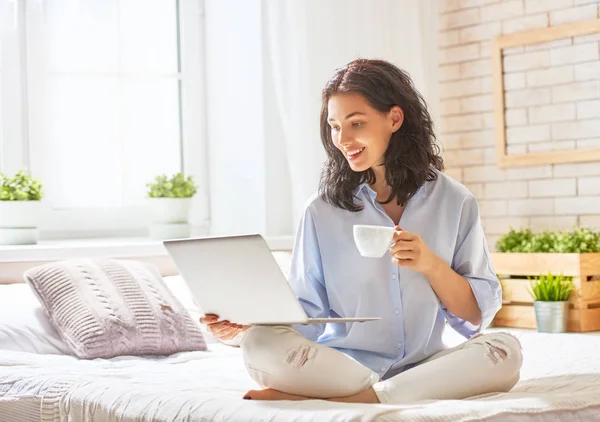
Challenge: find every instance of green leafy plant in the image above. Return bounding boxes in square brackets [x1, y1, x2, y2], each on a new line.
[0, 170, 43, 201]
[529, 272, 574, 302]
[495, 228, 535, 252]
[496, 227, 600, 253]
[146, 172, 197, 198]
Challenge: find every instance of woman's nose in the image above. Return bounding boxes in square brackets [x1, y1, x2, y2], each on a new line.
[338, 130, 352, 147]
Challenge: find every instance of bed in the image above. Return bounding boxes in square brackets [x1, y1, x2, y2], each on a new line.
[1, 246, 600, 422]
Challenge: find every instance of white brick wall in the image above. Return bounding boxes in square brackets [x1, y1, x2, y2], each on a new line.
[503, 51, 549, 72]
[460, 59, 493, 78]
[579, 177, 600, 195]
[506, 125, 551, 144]
[581, 215, 600, 229]
[506, 165, 553, 180]
[479, 199, 509, 217]
[577, 99, 600, 119]
[505, 108, 528, 126]
[438, 0, 600, 250]
[480, 0, 524, 22]
[461, 94, 494, 113]
[549, 4, 599, 25]
[440, 8, 481, 30]
[483, 181, 528, 199]
[550, 42, 599, 66]
[554, 162, 600, 177]
[502, 13, 549, 33]
[556, 197, 600, 215]
[529, 178, 577, 197]
[505, 87, 552, 107]
[439, 44, 480, 64]
[484, 217, 531, 235]
[526, 66, 574, 87]
[530, 216, 578, 231]
[509, 198, 555, 215]
[552, 81, 600, 103]
[528, 104, 576, 124]
[552, 120, 600, 140]
[524, 0, 574, 14]
[578, 138, 600, 148]
[574, 61, 600, 81]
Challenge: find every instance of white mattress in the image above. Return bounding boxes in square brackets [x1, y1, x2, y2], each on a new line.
[1, 329, 600, 422]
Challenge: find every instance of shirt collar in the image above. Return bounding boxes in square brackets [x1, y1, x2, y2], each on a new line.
[355, 181, 428, 200]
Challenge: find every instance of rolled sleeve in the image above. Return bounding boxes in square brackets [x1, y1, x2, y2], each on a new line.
[443, 195, 502, 338]
[288, 206, 329, 341]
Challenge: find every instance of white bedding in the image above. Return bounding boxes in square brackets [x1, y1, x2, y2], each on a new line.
[1, 329, 600, 422]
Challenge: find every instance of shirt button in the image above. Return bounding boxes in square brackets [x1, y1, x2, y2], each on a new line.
[392, 274, 397, 279]
[380, 367, 386, 372]
[394, 309, 400, 315]
[397, 343, 402, 349]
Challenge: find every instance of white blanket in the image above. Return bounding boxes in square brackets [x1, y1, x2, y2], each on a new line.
[1, 330, 600, 421]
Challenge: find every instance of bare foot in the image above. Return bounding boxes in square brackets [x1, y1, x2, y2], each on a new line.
[244, 388, 312, 401]
[326, 387, 380, 404]
[243, 387, 380, 403]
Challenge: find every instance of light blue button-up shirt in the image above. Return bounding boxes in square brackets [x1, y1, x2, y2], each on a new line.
[289, 170, 501, 379]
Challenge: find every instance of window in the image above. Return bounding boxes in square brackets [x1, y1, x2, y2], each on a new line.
[0, 0, 28, 175]
[1, 0, 204, 238]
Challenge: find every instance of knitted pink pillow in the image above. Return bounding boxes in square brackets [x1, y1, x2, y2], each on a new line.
[24, 259, 207, 358]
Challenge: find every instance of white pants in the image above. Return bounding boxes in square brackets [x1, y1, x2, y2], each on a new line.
[241, 325, 522, 404]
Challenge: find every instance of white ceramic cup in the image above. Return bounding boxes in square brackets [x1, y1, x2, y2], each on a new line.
[353, 224, 398, 258]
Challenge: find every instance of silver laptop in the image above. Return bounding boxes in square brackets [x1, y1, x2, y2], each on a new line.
[163, 234, 380, 326]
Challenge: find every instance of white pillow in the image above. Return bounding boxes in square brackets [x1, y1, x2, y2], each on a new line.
[0, 283, 73, 355]
[162, 275, 219, 344]
[0, 274, 218, 354]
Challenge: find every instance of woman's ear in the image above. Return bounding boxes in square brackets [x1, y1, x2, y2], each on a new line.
[390, 106, 404, 133]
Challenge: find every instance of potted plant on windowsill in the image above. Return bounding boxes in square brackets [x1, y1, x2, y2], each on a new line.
[0, 169, 44, 245]
[530, 272, 574, 333]
[146, 172, 197, 240]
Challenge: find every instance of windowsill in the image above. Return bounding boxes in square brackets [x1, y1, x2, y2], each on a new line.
[0, 235, 294, 263]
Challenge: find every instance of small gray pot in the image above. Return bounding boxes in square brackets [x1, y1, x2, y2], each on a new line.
[533, 301, 569, 333]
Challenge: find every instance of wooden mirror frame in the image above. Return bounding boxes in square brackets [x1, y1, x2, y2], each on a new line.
[492, 19, 600, 168]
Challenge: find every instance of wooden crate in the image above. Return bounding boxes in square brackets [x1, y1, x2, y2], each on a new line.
[491, 253, 600, 332]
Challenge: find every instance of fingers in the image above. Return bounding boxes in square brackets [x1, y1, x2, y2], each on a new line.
[211, 321, 246, 340]
[392, 230, 415, 242]
[199, 314, 219, 325]
[390, 250, 417, 261]
[206, 320, 228, 333]
[202, 318, 249, 341]
[390, 240, 415, 253]
[392, 256, 416, 268]
[199, 314, 251, 340]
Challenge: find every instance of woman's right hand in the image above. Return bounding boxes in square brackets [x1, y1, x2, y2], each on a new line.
[199, 314, 251, 341]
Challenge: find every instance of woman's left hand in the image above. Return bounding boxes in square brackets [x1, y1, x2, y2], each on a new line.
[389, 226, 439, 275]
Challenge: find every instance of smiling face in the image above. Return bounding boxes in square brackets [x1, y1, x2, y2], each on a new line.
[327, 92, 403, 173]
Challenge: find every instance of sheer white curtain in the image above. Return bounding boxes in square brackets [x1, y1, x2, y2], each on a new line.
[263, 0, 440, 228]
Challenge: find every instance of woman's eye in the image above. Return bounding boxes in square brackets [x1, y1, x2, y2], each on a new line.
[330, 126, 340, 132]
[352, 122, 364, 128]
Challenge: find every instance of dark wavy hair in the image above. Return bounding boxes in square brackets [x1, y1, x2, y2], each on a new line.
[318, 59, 443, 212]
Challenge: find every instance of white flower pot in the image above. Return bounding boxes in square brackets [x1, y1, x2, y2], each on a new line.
[0, 200, 42, 244]
[148, 197, 192, 224]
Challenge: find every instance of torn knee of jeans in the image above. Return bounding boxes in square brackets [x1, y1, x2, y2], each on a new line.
[286, 345, 317, 368]
[484, 339, 510, 364]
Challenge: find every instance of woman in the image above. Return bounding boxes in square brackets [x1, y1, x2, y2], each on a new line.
[200, 59, 522, 404]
